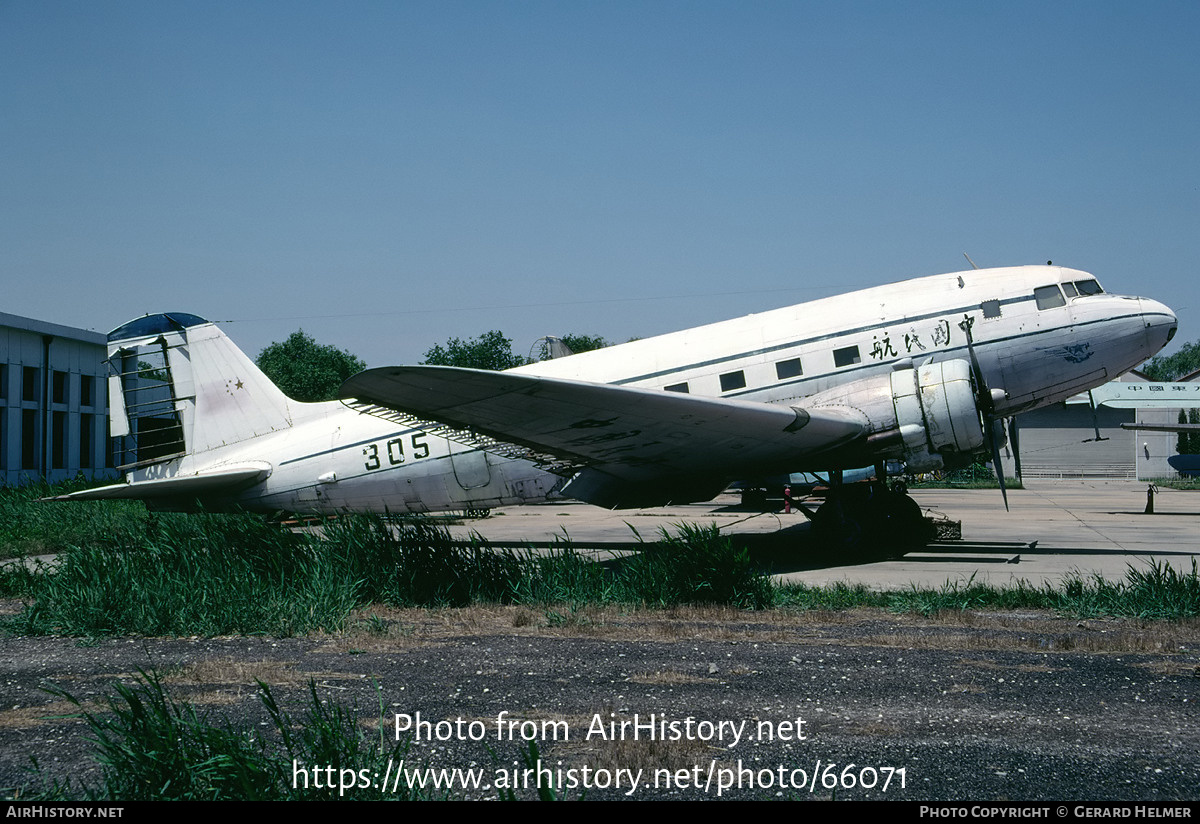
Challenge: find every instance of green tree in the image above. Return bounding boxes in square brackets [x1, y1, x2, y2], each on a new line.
[1141, 340, 1200, 382]
[1180, 408, 1200, 456]
[422, 330, 529, 371]
[256, 330, 366, 402]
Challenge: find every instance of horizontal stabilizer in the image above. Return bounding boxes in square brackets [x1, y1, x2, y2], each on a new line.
[47, 463, 272, 501]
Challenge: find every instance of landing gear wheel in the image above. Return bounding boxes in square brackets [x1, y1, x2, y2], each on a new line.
[810, 496, 864, 553]
[811, 489, 930, 561]
[881, 491, 934, 555]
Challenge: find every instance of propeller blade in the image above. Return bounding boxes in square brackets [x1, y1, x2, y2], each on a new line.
[959, 313, 1010, 510]
[990, 432, 1009, 511]
[1008, 417, 1022, 480]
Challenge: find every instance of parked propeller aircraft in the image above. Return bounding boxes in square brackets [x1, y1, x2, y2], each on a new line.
[61, 264, 1176, 551]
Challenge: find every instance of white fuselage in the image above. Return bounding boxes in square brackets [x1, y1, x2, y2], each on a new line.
[117, 265, 1176, 514]
[157, 401, 564, 514]
[517, 265, 1174, 418]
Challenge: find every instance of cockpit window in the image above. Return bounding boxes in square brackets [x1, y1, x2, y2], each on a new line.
[1074, 279, 1103, 296]
[1061, 282, 1078, 298]
[1035, 285, 1066, 310]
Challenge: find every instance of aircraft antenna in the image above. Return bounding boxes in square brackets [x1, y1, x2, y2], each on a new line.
[963, 253, 980, 270]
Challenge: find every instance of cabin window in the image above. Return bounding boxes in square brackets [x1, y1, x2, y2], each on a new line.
[1075, 279, 1103, 295]
[719, 371, 746, 392]
[775, 358, 803, 380]
[1035, 285, 1065, 310]
[981, 299, 1002, 319]
[664, 382, 689, 393]
[833, 346, 860, 367]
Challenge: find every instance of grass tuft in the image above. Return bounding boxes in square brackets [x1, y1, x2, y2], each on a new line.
[31, 670, 429, 800]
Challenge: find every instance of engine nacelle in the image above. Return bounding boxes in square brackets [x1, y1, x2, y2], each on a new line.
[804, 358, 985, 472]
[888, 359, 985, 471]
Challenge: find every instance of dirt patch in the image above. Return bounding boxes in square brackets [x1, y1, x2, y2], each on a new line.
[1, 603, 1198, 801]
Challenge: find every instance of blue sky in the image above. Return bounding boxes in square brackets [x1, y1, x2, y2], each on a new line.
[2, 1, 1197, 366]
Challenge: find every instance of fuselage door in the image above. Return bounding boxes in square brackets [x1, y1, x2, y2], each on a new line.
[450, 443, 492, 489]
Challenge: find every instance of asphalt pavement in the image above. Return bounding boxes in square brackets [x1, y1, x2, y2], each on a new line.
[446, 479, 1200, 589]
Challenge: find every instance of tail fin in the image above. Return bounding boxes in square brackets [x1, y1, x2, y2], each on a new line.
[107, 313, 295, 470]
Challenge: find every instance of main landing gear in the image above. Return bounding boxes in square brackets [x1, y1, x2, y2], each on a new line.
[808, 465, 933, 561]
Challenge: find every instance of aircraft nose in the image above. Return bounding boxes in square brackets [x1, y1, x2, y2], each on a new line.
[1140, 297, 1178, 351]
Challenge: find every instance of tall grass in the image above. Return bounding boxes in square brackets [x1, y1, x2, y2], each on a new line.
[4, 483, 1198, 636]
[0, 480, 149, 560]
[6, 514, 774, 636]
[15, 513, 360, 636]
[614, 524, 773, 609]
[775, 561, 1200, 619]
[1056, 560, 1200, 620]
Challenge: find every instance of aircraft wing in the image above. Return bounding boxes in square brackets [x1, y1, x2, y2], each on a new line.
[1120, 423, 1200, 432]
[47, 463, 272, 501]
[341, 366, 869, 507]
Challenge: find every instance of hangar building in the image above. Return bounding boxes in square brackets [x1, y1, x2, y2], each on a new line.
[1, 311, 113, 486]
[999, 369, 1200, 481]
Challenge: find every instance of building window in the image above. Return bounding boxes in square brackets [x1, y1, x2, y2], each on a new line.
[52, 411, 66, 469]
[664, 382, 689, 393]
[719, 371, 746, 392]
[81, 375, 94, 407]
[53, 371, 68, 405]
[80, 413, 93, 469]
[0, 365, 6, 400]
[21, 409, 37, 470]
[1035, 285, 1065, 310]
[775, 358, 803, 380]
[833, 346, 861, 367]
[22, 367, 39, 402]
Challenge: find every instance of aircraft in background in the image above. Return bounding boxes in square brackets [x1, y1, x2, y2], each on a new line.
[60, 264, 1176, 552]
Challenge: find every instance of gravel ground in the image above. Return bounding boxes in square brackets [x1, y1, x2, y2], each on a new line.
[1, 602, 1197, 801]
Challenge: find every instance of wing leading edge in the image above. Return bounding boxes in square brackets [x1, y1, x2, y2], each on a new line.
[340, 366, 869, 507]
